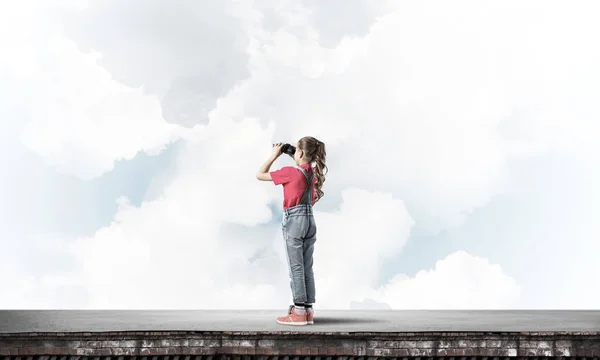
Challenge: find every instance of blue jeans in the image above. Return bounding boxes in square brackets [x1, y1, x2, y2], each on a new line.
[282, 204, 317, 304]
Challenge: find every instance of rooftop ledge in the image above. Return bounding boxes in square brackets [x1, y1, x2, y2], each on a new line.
[1, 311, 599, 358]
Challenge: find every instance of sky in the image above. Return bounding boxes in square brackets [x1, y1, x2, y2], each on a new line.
[1, 0, 599, 310]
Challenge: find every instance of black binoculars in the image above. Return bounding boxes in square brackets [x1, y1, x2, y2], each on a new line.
[281, 143, 296, 156]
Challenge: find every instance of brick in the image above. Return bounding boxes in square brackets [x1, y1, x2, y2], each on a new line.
[222, 340, 240, 347]
[240, 340, 254, 347]
[201, 348, 215, 355]
[66, 341, 82, 348]
[187, 340, 204, 347]
[487, 348, 502, 356]
[258, 340, 275, 347]
[119, 340, 138, 348]
[344, 348, 356, 356]
[159, 340, 182, 348]
[496, 348, 515, 356]
[537, 340, 553, 349]
[438, 340, 452, 348]
[416, 341, 433, 348]
[520, 340, 552, 349]
[392, 349, 409, 357]
[556, 340, 572, 347]
[75, 348, 85, 356]
[398, 340, 416, 348]
[486, 339, 501, 347]
[457, 340, 475, 347]
[371, 348, 390, 357]
[586, 349, 596, 357]
[112, 348, 125, 356]
[101, 341, 120, 348]
[518, 348, 553, 356]
[541, 349, 554, 356]
[367, 341, 383, 348]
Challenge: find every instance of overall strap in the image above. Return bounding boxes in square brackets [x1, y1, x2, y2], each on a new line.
[295, 166, 314, 205]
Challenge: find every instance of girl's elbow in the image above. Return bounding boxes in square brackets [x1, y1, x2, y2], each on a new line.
[256, 172, 272, 181]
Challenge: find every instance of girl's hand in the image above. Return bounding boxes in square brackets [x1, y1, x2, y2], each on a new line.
[272, 142, 283, 158]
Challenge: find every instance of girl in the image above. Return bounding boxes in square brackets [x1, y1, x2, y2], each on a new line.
[256, 136, 327, 326]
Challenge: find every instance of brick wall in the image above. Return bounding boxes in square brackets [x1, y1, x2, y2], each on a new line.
[1, 331, 600, 358]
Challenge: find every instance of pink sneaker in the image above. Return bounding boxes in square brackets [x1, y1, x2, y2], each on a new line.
[306, 307, 314, 324]
[276, 305, 308, 326]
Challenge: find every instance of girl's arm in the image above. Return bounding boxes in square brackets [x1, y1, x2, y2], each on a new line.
[256, 143, 283, 181]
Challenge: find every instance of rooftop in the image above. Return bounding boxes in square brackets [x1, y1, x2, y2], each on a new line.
[1, 310, 599, 333]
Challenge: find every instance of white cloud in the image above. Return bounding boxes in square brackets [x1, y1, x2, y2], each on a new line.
[17, 35, 183, 180]
[372, 251, 520, 309]
[307, 188, 414, 309]
[0, 233, 85, 309]
[59, 0, 253, 128]
[0, 2, 184, 180]
[68, 120, 413, 309]
[67, 118, 288, 309]
[232, 0, 600, 232]
[224, 2, 514, 231]
[67, 158, 515, 309]
[2, 0, 599, 310]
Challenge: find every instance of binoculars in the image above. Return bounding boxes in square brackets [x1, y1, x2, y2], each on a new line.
[281, 143, 296, 156]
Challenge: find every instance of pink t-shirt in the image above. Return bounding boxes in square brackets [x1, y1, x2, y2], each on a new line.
[270, 163, 317, 209]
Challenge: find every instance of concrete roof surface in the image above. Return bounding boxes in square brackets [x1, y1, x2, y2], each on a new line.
[1, 310, 599, 333]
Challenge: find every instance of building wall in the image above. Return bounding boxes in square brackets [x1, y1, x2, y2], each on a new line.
[1, 331, 600, 358]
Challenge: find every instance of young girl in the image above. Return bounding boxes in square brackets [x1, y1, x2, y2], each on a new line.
[256, 136, 327, 326]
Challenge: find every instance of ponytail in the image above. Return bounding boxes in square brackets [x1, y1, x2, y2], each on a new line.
[313, 141, 327, 201]
[298, 136, 328, 201]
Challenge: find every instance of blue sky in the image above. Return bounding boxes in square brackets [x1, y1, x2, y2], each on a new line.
[1, 0, 599, 310]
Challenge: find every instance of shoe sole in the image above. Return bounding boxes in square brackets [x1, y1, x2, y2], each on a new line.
[276, 320, 307, 325]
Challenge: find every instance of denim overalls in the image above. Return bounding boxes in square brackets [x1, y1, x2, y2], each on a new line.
[282, 166, 317, 304]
